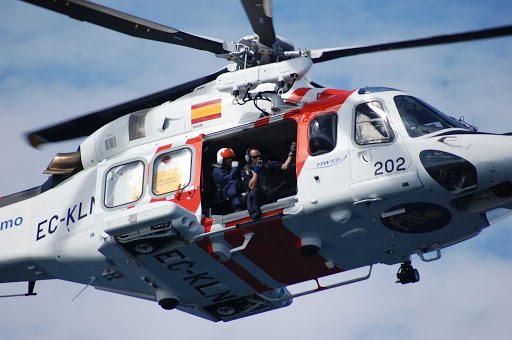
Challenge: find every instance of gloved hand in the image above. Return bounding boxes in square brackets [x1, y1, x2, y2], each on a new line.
[289, 141, 297, 155]
[231, 161, 239, 168]
[254, 160, 263, 174]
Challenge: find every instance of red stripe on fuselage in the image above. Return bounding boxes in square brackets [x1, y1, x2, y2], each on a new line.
[196, 238, 271, 293]
[302, 91, 354, 114]
[201, 216, 215, 233]
[155, 143, 172, 155]
[220, 258, 272, 293]
[294, 91, 355, 177]
[287, 88, 312, 102]
[317, 89, 352, 100]
[168, 135, 203, 212]
[254, 116, 270, 127]
[149, 197, 167, 203]
[223, 217, 341, 285]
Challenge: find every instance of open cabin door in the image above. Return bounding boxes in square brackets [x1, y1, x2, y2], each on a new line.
[201, 117, 299, 218]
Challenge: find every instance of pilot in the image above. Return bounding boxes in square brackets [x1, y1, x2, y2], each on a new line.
[355, 102, 390, 144]
[241, 142, 296, 220]
[212, 148, 243, 212]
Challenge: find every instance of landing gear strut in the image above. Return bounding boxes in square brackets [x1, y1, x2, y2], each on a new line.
[396, 261, 420, 284]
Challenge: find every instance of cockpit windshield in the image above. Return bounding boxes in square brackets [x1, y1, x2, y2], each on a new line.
[394, 95, 467, 137]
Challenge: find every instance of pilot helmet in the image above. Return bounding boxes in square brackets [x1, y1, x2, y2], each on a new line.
[216, 148, 235, 165]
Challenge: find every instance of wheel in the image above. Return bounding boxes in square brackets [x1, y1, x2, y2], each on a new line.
[413, 269, 420, 282]
[134, 243, 154, 254]
[217, 306, 236, 316]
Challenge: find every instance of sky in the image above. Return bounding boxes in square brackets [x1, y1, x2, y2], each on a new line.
[1, 0, 511, 339]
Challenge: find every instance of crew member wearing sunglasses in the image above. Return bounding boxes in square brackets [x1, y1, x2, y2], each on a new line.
[241, 142, 296, 220]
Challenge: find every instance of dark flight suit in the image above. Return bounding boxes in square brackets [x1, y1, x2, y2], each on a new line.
[241, 160, 284, 219]
[212, 164, 242, 209]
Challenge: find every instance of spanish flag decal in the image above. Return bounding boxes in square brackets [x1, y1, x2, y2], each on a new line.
[191, 99, 221, 124]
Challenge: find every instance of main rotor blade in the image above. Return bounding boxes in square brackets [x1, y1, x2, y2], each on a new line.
[20, 0, 227, 54]
[27, 68, 229, 148]
[311, 25, 512, 63]
[241, 0, 276, 47]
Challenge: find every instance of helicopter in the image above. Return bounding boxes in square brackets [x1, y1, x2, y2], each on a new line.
[2, 0, 508, 321]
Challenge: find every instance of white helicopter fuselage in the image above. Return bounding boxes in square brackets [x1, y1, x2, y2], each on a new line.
[1, 79, 511, 321]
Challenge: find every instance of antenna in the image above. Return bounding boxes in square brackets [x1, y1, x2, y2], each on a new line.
[72, 277, 96, 302]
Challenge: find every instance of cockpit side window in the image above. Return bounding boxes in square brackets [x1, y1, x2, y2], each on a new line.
[394, 95, 466, 137]
[105, 161, 144, 208]
[309, 113, 338, 156]
[354, 101, 394, 145]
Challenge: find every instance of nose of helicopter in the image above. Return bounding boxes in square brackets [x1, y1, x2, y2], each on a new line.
[446, 134, 512, 214]
[461, 134, 512, 183]
[421, 133, 512, 192]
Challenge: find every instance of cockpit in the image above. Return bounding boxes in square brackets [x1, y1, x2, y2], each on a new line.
[394, 95, 469, 137]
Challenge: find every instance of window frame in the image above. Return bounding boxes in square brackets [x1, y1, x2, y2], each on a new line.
[393, 95, 467, 138]
[149, 146, 196, 199]
[308, 112, 339, 156]
[103, 159, 146, 209]
[353, 100, 395, 146]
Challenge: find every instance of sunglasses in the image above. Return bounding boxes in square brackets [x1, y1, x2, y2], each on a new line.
[250, 154, 262, 159]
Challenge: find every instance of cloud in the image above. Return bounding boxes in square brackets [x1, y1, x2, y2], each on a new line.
[1, 247, 511, 340]
[0, 1, 511, 339]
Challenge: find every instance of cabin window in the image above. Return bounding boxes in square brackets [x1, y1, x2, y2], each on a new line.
[152, 148, 192, 196]
[309, 113, 337, 156]
[104, 161, 144, 208]
[354, 101, 394, 145]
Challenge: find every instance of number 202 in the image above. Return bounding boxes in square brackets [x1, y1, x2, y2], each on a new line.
[374, 157, 406, 175]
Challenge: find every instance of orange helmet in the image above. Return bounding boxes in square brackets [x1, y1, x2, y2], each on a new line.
[216, 148, 235, 165]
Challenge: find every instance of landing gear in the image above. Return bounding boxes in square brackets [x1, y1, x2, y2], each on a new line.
[396, 261, 420, 284]
[134, 243, 154, 254]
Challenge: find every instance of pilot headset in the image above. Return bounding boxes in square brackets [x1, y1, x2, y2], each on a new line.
[216, 148, 235, 165]
[245, 147, 257, 163]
